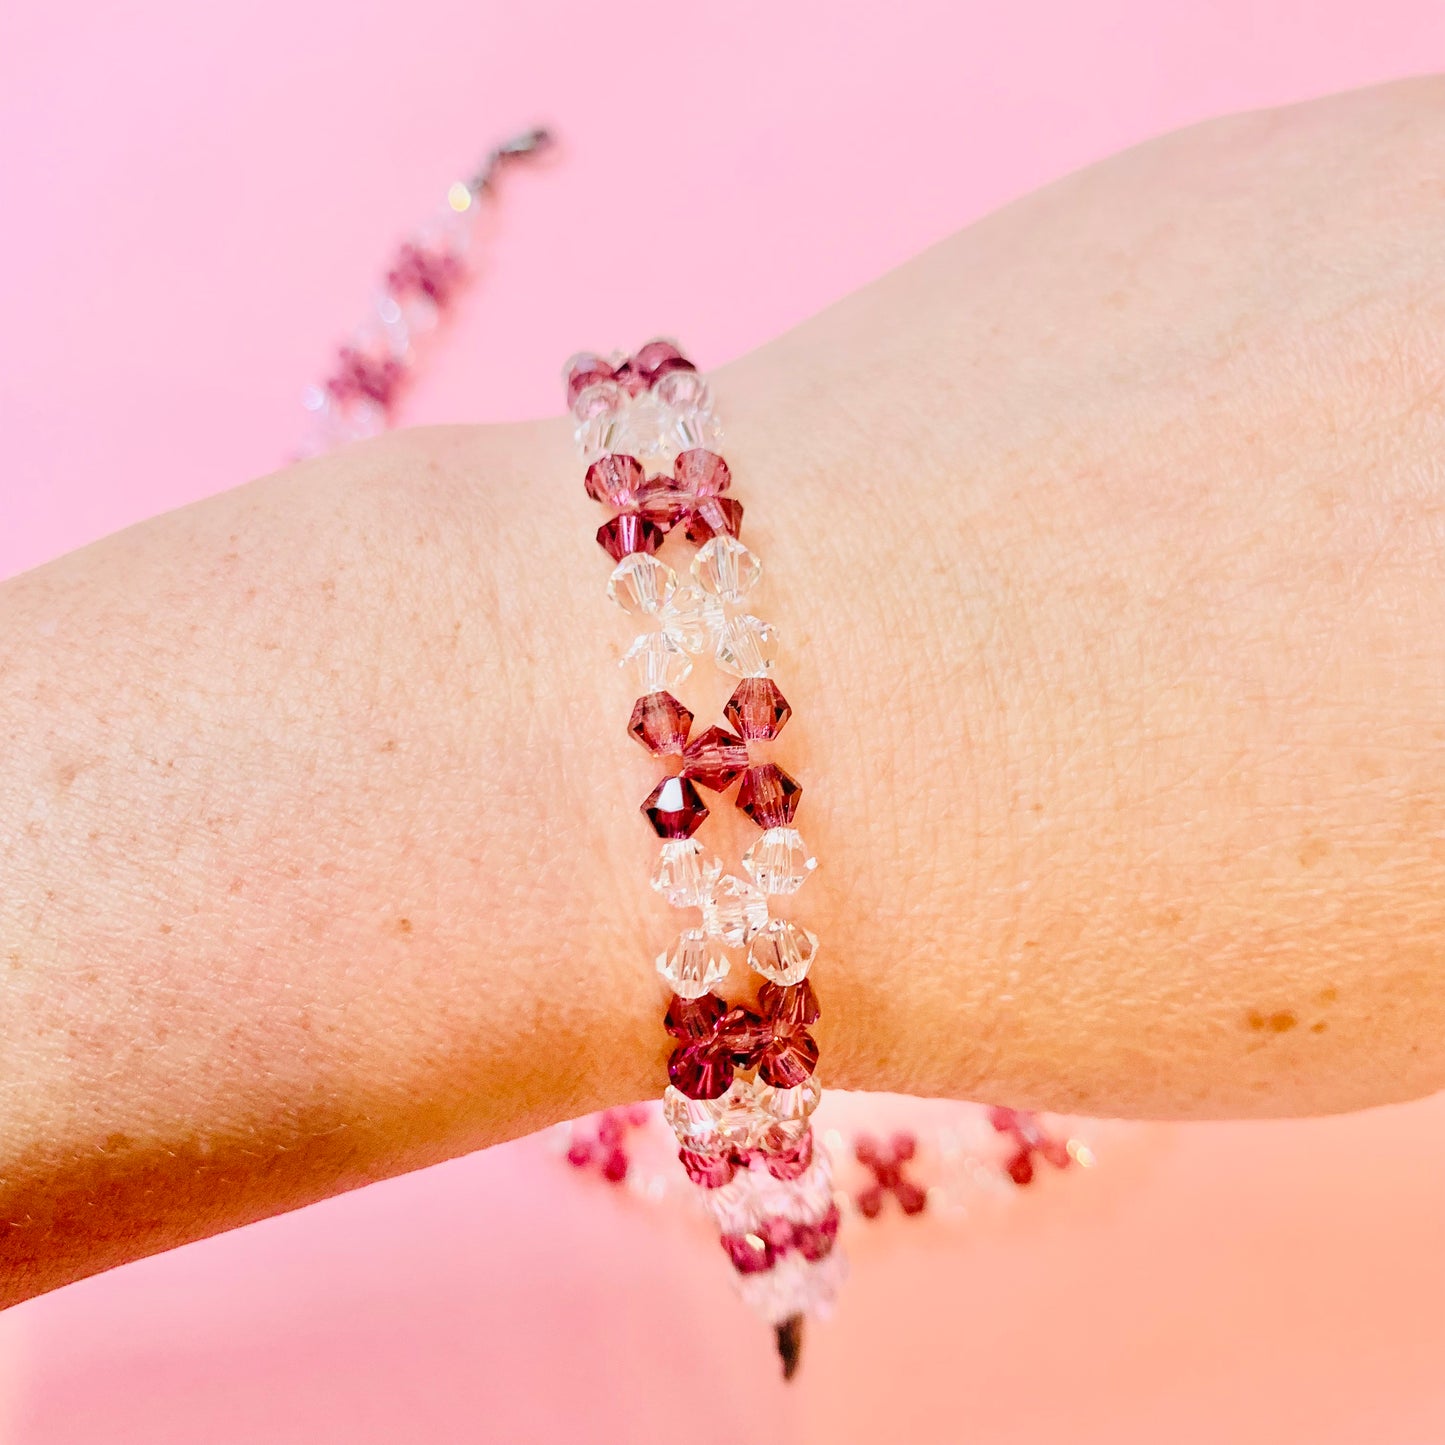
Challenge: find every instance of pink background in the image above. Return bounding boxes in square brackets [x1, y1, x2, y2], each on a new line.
[3, 3, 1445, 1441]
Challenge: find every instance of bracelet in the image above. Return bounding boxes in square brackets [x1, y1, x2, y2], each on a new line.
[565, 345, 842, 1374]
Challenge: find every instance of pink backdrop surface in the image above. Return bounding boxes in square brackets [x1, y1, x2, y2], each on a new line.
[4, 3, 1445, 1442]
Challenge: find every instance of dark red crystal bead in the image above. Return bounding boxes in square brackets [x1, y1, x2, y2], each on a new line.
[649, 355, 697, 383]
[584, 453, 645, 507]
[386, 243, 463, 306]
[857, 1185, 884, 1219]
[721, 1232, 775, 1275]
[328, 347, 404, 408]
[794, 1203, 841, 1261]
[1007, 1151, 1035, 1186]
[720, 1005, 771, 1068]
[736, 763, 803, 829]
[628, 691, 693, 755]
[895, 1179, 928, 1215]
[565, 1140, 592, 1168]
[758, 1030, 820, 1088]
[673, 449, 731, 496]
[597, 512, 664, 562]
[664, 991, 726, 1041]
[642, 775, 709, 838]
[601, 1149, 629, 1183]
[681, 725, 749, 791]
[724, 678, 792, 741]
[668, 1043, 734, 1100]
[679, 1148, 736, 1188]
[681, 496, 744, 544]
[759, 978, 820, 1030]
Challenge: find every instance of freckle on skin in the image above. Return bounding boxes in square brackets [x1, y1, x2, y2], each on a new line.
[1246, 1010, 1298, 1032]
[397, 918, 412, 934]
[158, 923, 172, 935]
[1311, 1021, 1328, 1033]
[1318, 987, 1338, 1005]
[380, 740, 397, 753]
[1297, 835, 1331, 868]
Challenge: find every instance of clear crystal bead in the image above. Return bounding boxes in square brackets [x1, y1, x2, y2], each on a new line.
[621, 631, 693, 694]
[608, 392, 678, 466]
[656, 927, 730, 999]
[747, 918, 818, 985]
[714, 615, 779, 678]
[701, 873, 769, 945]
[692, 536, 762, 603]
[655, 370, 711, 412]
[659, 584, 725, 654]
[607, 554, 677, 615]
[742, 828, 817, 895]
[737, 1251, 848, 1326]
[675, 407, 723, 452]
[571, 377, 627, 424]
[662, 1086, 729, 1152]
[760, 1076, 823, 1131]
[651, 839, 723, 907]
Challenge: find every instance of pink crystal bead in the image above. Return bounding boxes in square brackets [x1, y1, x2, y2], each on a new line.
[665, 992, 726, 1041]
[673, 449, 731, 496]
[758, 1031, 820, 1089]
[762, 1128, 814, 1182]
[681, 725, 749, 791]
[682, 496, 744, 544]
[668, 1044, 735, 1100]
[328, 347, 404, 409]
[722, 1231, 776, 1275]
[386, 242, 463, 306]
[679, 1148, 737, 1188]
[610, 358, 648, 396]
[585, 453, 645, 506]
[793, 1202, 841, 1262]
[758, 978, 820, 1031]
[634, 339, 688, 381]
[628, 691, 693, 755]
[597, 512, 665, 562]
[566, 354, 614, 406]
[642, 775, 710, 838]
[736, 763, 803, 829]
[724, 678, 792, 740]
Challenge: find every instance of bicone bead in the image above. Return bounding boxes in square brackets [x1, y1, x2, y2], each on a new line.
[642, 775, 710, 839]
[682, 496, 744, 544]
[659, 584, 724, 654]
[668, 1043, 735, 1100]
[692, 535, 761, 603]
[679, 1148, 736, 1188]
[681, 725, 749, 791]
[763, 1128, 816, 1183]
[747, 919, 818, 986]
[654, 368, 711, 412]
[701, 873, 769, 946]
[566, 353, 614, 407]
[722, 1231, 776, 1275]
[628, 691, 693, 755]
[759, 977, 821, 1030]
[714, 615, 778, 678]
[621, 632, 693, 694]
[673, 448, 731, 496]
[742, 827, 816, 894]
[736, 763, 803, 828]
[597, 512, 664, 562]
[584, 453, 644, 506]
[724, 678, 792, 741]
[634, 339, 688, 380]
[758, 1031, 819, 1089]
[657, 927, 730, 999]
[664, 991, 727, 1041]
[607, 553, 678, 615]
[650, 839, 723, 907]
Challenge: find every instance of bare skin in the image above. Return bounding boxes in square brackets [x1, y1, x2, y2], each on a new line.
[4, 77, 1445, 1307]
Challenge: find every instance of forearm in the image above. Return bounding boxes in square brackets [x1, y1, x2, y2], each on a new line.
[6, 77, 1445, 1307]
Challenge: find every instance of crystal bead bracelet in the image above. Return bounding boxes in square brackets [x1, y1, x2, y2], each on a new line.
[566, 344, 842, 1373]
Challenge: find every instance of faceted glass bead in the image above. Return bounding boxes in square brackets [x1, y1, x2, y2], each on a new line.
[759, 1031, 820, 1089]
[642, 775, 710, 839]
[760, 1075, 823, 1129]
[668, 1043, 735, 1100]
[654, 369, 711, 412]
[634, 339, 687, 380]
[566, 354, 614, 407]
[673, 449, 731, 496]
[721, 1004, 771, 1069]
[608, 392, 679, 466]
[585, 453, 645, 506]
[722, 1232, 775, 1275]
[714, 615, 778, 678]
[742, 827, 816, 895]
[679, 1148, 736, 1188]
[682, 496, 744, 544]
[736, 763, 803, 828]
[621, 632, 693, 694]
[747, 918, 819, 986]
[607, 553, 677, 615]
[725, 679, 792, 741]
[692, 535, 761, 603]
[759, 977, 821, 1030]
[628, 691, 693, 755]
[763, 1129, 816, 1183]
[659, 584, 724, 654]
[597, 512, 664, 562]
[664, 991, 726, 1041]
[656, 927, 730, 999]
[701, 873, 769, 946]
[675, 406, 724, 454]
[650, 839, 723, 907]
[681, 725, 749, 791]
[662, 1085, 728, 1150]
